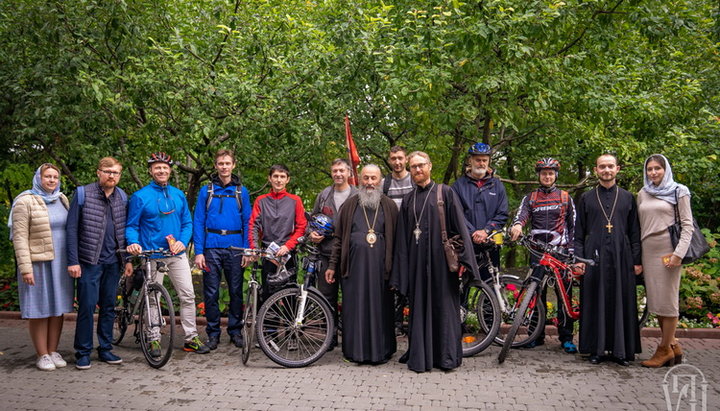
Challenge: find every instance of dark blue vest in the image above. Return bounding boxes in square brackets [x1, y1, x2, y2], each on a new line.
[78, 183, 127, 264]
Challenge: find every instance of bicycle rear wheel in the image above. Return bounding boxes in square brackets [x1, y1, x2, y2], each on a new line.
[496, 277, 545, 348]
[461, 281, 500, 357]
[498, 281, 543, 364]
[112, 277, 129, 345]
[256, 287, 334, 368]
[241, 285, 257, 365]
[138, 283, 175, 369]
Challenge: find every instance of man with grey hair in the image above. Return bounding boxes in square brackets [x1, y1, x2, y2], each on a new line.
[325, 165, 398, 364]
[308, 158, 357, 350]
[391, 151, 479, 372]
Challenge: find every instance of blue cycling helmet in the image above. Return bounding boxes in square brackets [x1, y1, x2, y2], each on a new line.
[309, 213, 334, 237]
[468, 142, 493, 156]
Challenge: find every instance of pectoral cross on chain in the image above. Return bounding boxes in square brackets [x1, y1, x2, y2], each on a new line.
[413, 225, 422, 244]
[605, 222, 613, 233]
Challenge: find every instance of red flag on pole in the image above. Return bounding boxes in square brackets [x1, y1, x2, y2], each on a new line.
[345, 114, 361, 186]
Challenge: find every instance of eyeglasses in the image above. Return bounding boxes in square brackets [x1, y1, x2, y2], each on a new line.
[99, 169, 122, 177]
[409, 163, 429, 170]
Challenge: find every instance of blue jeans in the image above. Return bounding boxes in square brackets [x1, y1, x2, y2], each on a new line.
[74, 262, 120, 358]
[203, 248, 244, 338]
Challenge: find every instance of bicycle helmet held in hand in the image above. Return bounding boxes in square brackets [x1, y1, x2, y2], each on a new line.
[309, 213, 334, 237]
[535, 157, 560, 172]
[468, 142, 493, 156]
[148, 152, 174, 166]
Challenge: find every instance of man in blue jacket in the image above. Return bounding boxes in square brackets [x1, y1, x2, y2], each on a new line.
[67, 157, 133, 369]
[126, 152, 209, 355]
[451, 143, 509, 280]
[193, 149, 251, 349]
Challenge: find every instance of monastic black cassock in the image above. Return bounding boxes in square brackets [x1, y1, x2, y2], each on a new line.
[341, 204, 396, 363]
[390, 183, 479, 372]
[574, 184, 642, 360]
[329, 195, 398, 364]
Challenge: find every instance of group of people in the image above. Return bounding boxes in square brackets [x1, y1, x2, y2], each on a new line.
[9, 143, 696, 373]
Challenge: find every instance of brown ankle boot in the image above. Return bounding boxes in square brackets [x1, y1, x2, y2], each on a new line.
[641, 345, 675, 368]
[670, 342, 683, 364]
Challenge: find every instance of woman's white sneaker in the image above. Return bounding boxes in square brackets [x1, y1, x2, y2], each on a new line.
[49, 352, 67, 368]
[36, 354, 56, 371]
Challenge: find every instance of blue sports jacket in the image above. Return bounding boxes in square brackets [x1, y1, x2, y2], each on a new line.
[192, 174, 251, 255]
[451, 170, 509, 235]
[125, 181, 192, 255]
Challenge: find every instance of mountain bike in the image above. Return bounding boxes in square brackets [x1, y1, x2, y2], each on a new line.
[230, 239, 334, 368]
[112, 248, 176, 368]
[497, 237, 595, 364]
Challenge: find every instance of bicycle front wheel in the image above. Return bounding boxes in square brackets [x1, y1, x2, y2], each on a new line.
[498, 281, 543, 364]
[112, 279, 129, 345]
[138, 283, 175, 369]
[241, 285, 257, 365]
[461, 281, 500, 357]
[256, 287, 334, 368]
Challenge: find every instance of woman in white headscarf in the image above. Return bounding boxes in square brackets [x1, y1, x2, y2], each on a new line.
[636, 154, 693, 368]
[10, 163, 72, 371]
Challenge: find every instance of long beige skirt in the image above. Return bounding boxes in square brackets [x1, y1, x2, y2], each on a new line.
[641, 230, 682, 317]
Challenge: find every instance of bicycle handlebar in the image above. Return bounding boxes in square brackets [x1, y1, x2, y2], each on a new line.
[519, 236, 595, 266]
[116, 248, 174, 257]
[226, 246, 283, 262]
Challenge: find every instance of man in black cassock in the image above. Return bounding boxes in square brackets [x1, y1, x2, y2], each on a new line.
[390, 151, 479, 372]
[325, 165, 398, 364]
[574, 154, 643, 366]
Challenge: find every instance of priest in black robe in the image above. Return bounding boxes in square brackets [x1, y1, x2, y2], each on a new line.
[325, 165, 398, 364]
[574, 154, 643, 366]
[390, 151, 480, 372]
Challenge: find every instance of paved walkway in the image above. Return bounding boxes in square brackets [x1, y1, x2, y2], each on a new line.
[0, 318, 718, 410]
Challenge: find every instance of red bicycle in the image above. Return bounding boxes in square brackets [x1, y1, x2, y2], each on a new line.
[497, 236, 595, 364]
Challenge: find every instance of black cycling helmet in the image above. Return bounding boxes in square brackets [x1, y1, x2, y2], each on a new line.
[535, 157, 560, 173]
[148, 152, 174, 167]
[468, 142, 493, 156]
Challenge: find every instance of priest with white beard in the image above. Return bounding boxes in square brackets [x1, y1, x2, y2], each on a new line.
[325, 165, 398, 364]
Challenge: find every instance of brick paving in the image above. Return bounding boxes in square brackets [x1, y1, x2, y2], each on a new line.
[0, 317, 718, 410]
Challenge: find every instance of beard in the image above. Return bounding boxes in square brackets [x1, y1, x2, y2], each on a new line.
[471, 166, 487, 178]
[358, 186, 382, 210]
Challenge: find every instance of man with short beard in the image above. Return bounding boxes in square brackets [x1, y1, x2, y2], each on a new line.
[325, 165, 397, 364]
[391, 152, 479, 372]
[451, 142, 508, 281]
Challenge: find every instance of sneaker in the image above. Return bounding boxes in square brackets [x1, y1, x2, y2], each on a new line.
[562, 341, 578, 354]
[49, 352, 67, 368]
[98, 351, 123, 364]
[184, 336, 210, 354]
[206, 335, 219, 350]
[37, 354, 56, 371]
[230, 334, 244, 348]
[75, 355, 91, 370]
[149, 340, 162, 358]
[523, 339, 545, 349]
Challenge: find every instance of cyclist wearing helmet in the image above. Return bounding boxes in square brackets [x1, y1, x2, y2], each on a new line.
[307, 158, 357, 349]
[193, 149, 251, 350]
[510, 157, 577, 353]
[451, 142, 509, 280]
[126, 152, 210, 355]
